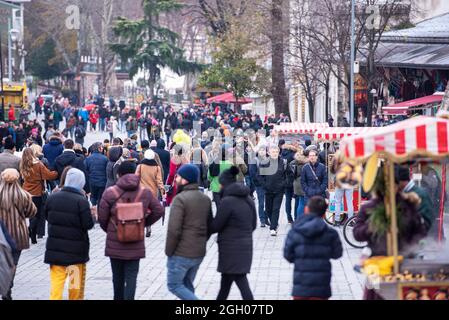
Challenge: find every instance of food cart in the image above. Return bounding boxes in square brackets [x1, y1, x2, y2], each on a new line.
[315, 127, 378, 222]
[339, 116, 449, 300]
[273, 122, 329, 145]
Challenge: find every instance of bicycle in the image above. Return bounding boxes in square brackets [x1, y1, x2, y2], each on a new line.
[324, 211, 367, 249]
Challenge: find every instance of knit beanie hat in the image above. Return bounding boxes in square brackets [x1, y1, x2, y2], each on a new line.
[219, 166, 239, 187]
[144, 149, 155, 160]
[65, 168, 86, 191]
[177, 164, 199, 184]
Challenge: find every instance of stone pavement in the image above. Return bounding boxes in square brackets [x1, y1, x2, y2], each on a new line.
[12, 194, 366, 301]
[12, 123, 367, 300]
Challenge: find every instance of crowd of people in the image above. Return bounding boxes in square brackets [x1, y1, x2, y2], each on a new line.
[0, 95, 441, 301]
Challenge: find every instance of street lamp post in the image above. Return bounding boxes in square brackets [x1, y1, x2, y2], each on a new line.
[0, 32, 5, 121]
[350, 0, 355, 127]
[9, 28, 19, 81]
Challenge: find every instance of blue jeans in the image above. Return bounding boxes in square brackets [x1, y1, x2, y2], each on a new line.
[255, 186, 267, 224]
[244, 175, 255, 196]
[296, 195, 306, 220]
[335, 188, 354, 221]
[167, 255, 203, 300]
[284, 187, 294, 222]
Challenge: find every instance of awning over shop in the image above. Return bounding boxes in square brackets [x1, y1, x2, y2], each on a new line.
[206, 92, 253, 104]
[275, 122, 329, 135]
[359, 42, 449, 70]
[315, 127, 378, 141]
[382, 93, 444, 115]
[340, 116, 449, 161]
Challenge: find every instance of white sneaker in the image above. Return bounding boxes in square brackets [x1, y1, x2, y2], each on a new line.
[270, 230, 277, 236]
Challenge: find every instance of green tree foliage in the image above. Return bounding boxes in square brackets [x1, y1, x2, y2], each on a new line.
[110, 0, 203, 99]
[26, 38, 64, 80]
[198, 26, 271, 100]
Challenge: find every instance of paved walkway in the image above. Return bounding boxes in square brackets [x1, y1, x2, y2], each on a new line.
[12, 194, 366, 300]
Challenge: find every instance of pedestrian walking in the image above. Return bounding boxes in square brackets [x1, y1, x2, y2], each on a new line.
[85, 142, 108, 209]
[166, 164, 213, 300]
[288, 147, 308, 220]
[43, 168, 94, 300]
[258, 145, 288, 236]
[0, 169, 37, 300]
[98, 161, 164, 300]
[300, 149, 328, 204]
[20, 148, 58, 243]
[284, 196, 343, 300]
[105, 146, 123, 189]
[280, 141, 299, 224]
[209, 166, 257, 300]
[136, 149, 166, 200]
[165, 146, 190, 206]
[208, 147, 232, 206]
[0, 137, 20, 173]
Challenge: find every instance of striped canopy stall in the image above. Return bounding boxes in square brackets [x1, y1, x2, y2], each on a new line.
[340, 116, 449, 162]
[274, 122, 329, 135]
[315, 127, 378, 142]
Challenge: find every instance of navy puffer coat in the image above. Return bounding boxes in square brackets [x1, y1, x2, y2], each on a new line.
[284, 214, 342, 298]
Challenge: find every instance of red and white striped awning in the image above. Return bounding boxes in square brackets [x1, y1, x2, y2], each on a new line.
[274, 122, 329, 135]
[340, 116, 449, 161]
[315, 127, 378, 141]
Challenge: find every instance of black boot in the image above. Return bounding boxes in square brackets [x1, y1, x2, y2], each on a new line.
[29, 227, 37, 244]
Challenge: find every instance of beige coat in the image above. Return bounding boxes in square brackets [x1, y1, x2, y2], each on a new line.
[136, 161, 164, 197]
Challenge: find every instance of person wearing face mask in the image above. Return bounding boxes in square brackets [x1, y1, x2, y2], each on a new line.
[300, 149, 328, 206]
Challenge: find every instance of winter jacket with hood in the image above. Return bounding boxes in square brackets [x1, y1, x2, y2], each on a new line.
[353, 196, 428, 256]
[165, 183, 213, 258]
[98, 174, 165, 260]
[284, 214, 343, 298]
[85, 151, 108, 187]
[289, 151, 308, 196]
[136, 159, 164, 197]
[209, 183, 257, 274]
[44, 184, 94, 266]
[300, 161, 328, 198]
[54, 150, 87, 181]
[105, 146, 123, 188]
[43, 137, 64, 169]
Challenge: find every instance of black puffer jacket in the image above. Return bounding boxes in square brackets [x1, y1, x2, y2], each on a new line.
[259, 157, 288, 194]
[209, 183, 257, 274]
[44, 187, 94, 266]
[54, 151, 87, 186]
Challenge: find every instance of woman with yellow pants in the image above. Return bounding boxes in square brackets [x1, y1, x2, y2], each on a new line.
[43, 168, 94, 300]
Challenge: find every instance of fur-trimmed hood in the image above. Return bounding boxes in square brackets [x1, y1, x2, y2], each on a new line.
[294, 151, 308, 164]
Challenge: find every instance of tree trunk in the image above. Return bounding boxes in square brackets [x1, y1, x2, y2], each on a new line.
[271, 0, 289, 118]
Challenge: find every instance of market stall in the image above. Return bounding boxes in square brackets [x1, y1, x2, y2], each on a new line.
[273, 122, 329, 145]
[315, 127, 379, 222]
[339, 116, 449, 299]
